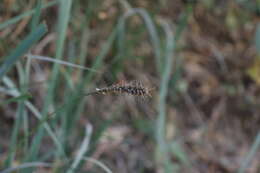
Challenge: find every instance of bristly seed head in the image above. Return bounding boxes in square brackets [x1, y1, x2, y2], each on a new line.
[86, 80, 153, 98]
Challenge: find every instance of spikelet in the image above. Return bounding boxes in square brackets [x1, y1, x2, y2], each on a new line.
[85, 80, 153, 98]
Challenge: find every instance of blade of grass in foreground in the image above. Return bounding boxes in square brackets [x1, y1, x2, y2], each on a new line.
[0, 93, 32, 105]
[30, 0, 42, 31]
[1, 76, 67, 168]
[41, 0, 73, 110]
[0, 0, 58, 30]
[24, 0, 73, 168]
[48, 0, 73, 150]
[0, 23, 47, 80]
[3, 28, 118, 169]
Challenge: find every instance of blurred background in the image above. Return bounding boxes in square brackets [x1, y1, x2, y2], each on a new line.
[0, 0, 260, 172]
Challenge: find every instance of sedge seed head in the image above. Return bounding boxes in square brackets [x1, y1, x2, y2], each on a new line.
[86, 80, 154, 98]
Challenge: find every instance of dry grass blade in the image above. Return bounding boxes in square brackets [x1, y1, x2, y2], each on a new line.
[1, 162, 52, 173]
[25, 54, 99, 73]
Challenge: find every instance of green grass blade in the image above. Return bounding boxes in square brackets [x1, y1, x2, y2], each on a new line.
[83, 157, 113, 173]
[55, 0, 72, 61]
[0, 0, 58, 30]
[83, 27, 118, 83]
[175, 5, 192, 42]
[4, 103, 25, 167]
[156, 20, 175, 172]
[24, 0, 73, 166]
[0, 23, 47, 80]
[0, 93, 32, 105]
[117, 8, 162, 73]
[42, 0, 72, 109]
[30, 0, 42, 31]
[67, 124, 93, 173]
[1, 76, 67, 162]
[50, 0, 73, 150]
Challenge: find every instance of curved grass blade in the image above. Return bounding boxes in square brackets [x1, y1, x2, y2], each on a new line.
[67, 124, 93, 173]
[117, 8, 162, 73]
[156, 20, 175, 172]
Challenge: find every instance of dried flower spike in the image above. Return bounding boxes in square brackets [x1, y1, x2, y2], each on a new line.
[85, 80, 153, 98]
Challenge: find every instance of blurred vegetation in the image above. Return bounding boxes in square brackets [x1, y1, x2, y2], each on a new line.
[0, 0, 260, 172]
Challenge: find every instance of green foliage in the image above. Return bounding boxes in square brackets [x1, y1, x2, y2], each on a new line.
[2, 0, 259, 173]
[0, 23, 47, 80]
